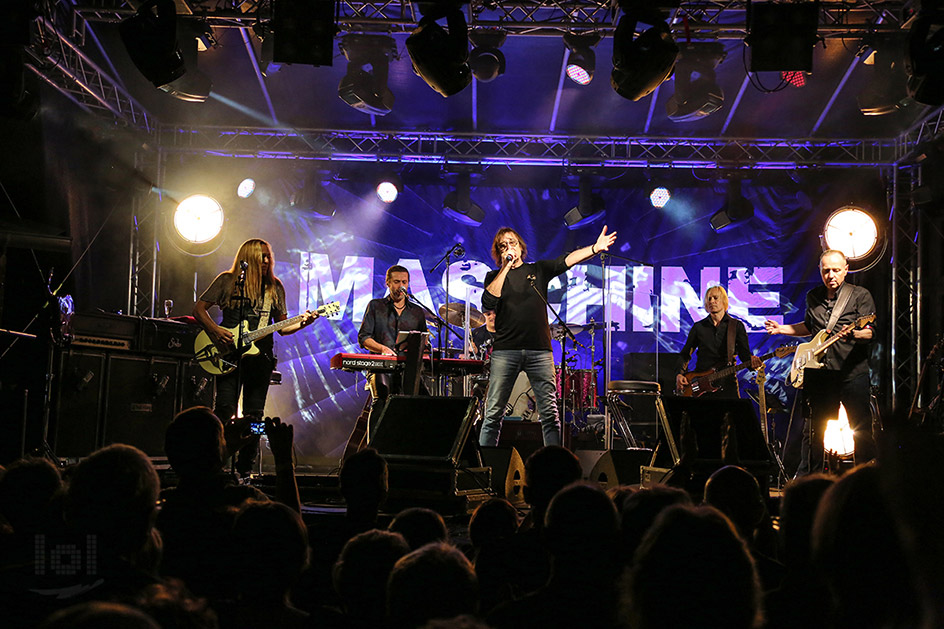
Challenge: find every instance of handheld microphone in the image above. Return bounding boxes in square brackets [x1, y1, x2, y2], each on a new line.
[505, 253, 514, 262]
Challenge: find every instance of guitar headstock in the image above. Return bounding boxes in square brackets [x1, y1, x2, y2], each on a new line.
[855, 313, 876, 329]
[318, 301, 341, 317]
[774, 344, 797, 358]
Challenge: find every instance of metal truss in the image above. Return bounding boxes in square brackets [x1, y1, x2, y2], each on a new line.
[127, 150, 162, 318]
[155, 125, 900, 168]
[73, 0, 911, 37]
[890, 165, 921, 411]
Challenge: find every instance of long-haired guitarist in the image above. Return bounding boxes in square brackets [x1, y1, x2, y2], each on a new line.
[763, 249, 876, 474]
[675, 286, 762, 398]
[193, 239, 318, 429]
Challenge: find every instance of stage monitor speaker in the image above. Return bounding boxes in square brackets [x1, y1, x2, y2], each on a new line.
[497, 420, 544, 463]
[102, 355, 180, 457]
[588, 448, 654, 489]
[661, 397, 771, 463]
[54, 349, 107, 458]
[371, 396, 479, 466]
[479, 446, 526, 504]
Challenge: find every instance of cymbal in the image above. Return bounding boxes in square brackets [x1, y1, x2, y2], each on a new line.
[438, 303, 486, 328]
[550, 321, 613, 337]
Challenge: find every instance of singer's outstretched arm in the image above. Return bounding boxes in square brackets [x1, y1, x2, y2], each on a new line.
[564, 225, 618, 268]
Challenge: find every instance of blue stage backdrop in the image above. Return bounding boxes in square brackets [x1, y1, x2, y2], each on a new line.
[167, 171, 882, 465]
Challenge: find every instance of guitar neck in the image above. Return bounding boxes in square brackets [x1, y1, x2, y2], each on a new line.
[244, 313, 307, 343]
[711, 348, 779, 380]
[812, 323, 856, 357]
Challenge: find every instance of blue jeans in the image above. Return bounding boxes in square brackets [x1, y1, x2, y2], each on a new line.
[479, 349, 561, 447]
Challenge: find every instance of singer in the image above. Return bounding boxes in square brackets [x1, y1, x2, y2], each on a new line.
[193, 239, 318, 471]
[357, 265, 430, 433]
[478, 226, 617, 447]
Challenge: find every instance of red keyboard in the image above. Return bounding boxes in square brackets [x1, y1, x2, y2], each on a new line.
[330, 353, 485, 375]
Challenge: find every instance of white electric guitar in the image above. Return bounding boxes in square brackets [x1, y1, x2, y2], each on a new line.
[194, 301, 340, 375]
[788, 314, 875, 388]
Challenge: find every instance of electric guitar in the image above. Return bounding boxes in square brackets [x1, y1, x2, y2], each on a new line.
[677, 344, 797, 398]
[788, 313, 875, 388]
[194, 301, 340, 375]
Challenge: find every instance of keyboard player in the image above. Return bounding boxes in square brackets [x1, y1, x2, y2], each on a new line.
[357, 265, 430, 436]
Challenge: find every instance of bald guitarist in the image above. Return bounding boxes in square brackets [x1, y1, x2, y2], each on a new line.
[764, 249, 876, 474]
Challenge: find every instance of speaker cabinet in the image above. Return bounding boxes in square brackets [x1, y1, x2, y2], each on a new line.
[370, 396, 479, 465]
[497, 420, 544, 463]
[54, 349, 107, 458]
[103, 355, 180, 456]
[661, 397, 771, 463]
[480, 446, 526, 504]
[588, 448, 655, 489]
[181, 360, 216, 409]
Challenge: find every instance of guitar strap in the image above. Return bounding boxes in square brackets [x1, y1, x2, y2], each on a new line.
[726, 316, 737, 365]
[258, 291, 274, 330]
[825, 282, 852, 335]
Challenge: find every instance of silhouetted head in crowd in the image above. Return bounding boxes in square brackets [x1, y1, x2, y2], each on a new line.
[523, 446, 583, 527]
[389, 507, 449, 550]
[333, 529, 410, 621]
[339, 448, 388, 516]
[39, 601, 160, 629]
[165, 406, 227, 478]
[66, 444, 160, 559]
[544, 482, 620, 580]
[703, 465, 766, 542]
[0, 456, 62, 534]
[420, 615, 492, 629]
[134, 579, 218, 629]
[229, 500, 309, 602]
[387, 542, 479, 629]
[619, 483, 692, 565]
[812, 463, 921, 628]
[623, 505, 763, 629]
[778, 473, 835, 570]
[468, 498, 518, 550]
[605, 484, 637, 513]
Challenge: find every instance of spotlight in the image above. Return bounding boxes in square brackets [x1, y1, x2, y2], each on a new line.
[169, 194, 225, 256]
[906, 9, 944, 106]
[376, 174, 402, 204]
[338, 34, 397, 116]
[443, 172, 485, 226]
[564, 33, 602, 85]
[406, 5, 472, 96]
[858, 35, 911, 115]
[564, 177, 605, 230]
[821, 205, 885, 271]
[291, 178, 336, 220]
[649, 187, 671, 208]
[120, 3, 212, 102]
[745, 1, 819, 72]
[709, 178, 754, 232]
[237, 178, 256, 199]
[469, 29, 506, 82]
[611, 7, 679, 101]
[667, 42, 726, 122]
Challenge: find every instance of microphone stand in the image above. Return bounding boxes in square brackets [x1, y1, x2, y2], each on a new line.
[526, 274, 585, 446]
[429, 243, 465, 357]
[231, 262, 248, 475]
[598, 250, 655, 450]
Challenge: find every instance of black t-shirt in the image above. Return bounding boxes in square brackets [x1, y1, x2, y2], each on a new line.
[804, 283, 875, 381]
[199, 272, 286, 355]
[481, 255, 569, 352]
[676, 313, 753, 375]
[472, 324, 495, 358]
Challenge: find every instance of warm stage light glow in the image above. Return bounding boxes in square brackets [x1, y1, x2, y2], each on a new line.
[237, 178, 256, 198]
[823, 206, 879, 260]
[174, 195, 224, 243]
[650, 187, 671, 208]
[824, 403, 855, 457]
[376, 181, 400, 203]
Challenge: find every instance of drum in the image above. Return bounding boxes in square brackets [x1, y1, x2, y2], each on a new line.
[556, 368, 598, 409]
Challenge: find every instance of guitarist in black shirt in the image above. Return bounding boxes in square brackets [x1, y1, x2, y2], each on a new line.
[193, 239, 318, 431]
[764, 249, 876, 473]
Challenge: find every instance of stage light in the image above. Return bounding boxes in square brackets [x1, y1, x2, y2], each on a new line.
[338, 34, 397, 116]
[406, 5, 472, 97]
[443, 172, 485, 226]
[611, 7, 679, 101]
[821, 205, 881, 262]
[824, 404, 855, 458]
[858, 35, 911, 116]
[469, 29, 506, 83]
[709, 178, 754, 232]
[906, 9, 944, 106]
[120, 2, 212, 102]
[667, 42, 726, 122]
[237, 178, 256, 199]
[649, 187, 671, 208]
[564, 177, 605, 230]
[174, 195, 223, 243]
[291, 178, 336, 220]
[745, 1, 819, 72]
[376, 174, 402, 204]
[564, 33, 601, 85]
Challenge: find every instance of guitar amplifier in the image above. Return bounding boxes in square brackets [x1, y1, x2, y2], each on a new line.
[70, 312, 140, 351]
[139, 318, 202, 358]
